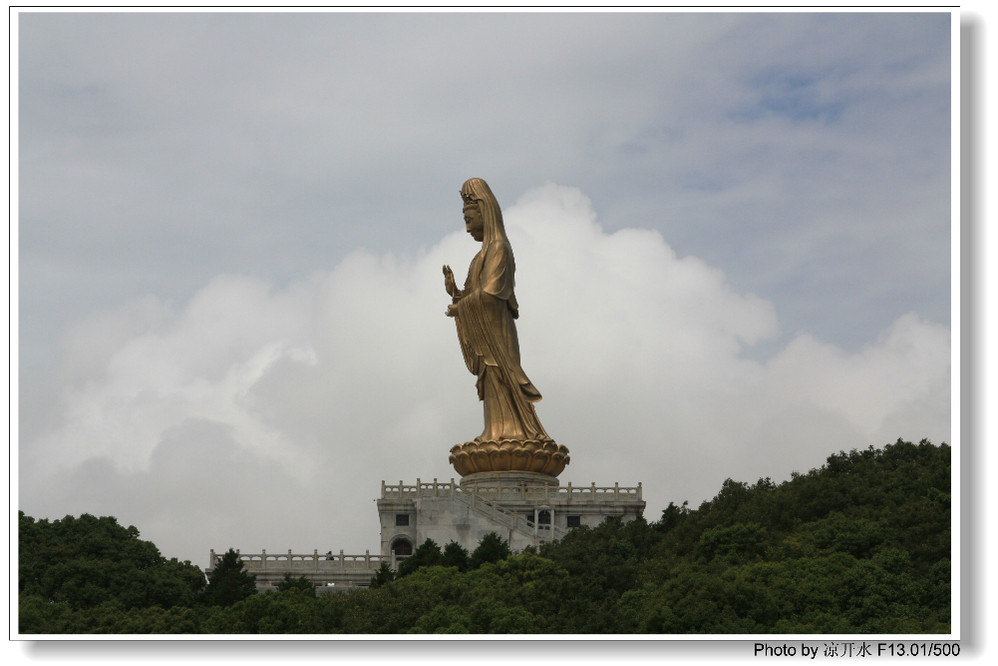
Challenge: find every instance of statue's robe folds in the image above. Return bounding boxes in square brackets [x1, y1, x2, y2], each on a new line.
[453, 239, 550, 443]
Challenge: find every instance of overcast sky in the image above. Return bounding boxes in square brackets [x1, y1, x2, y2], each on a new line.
[16, 10, 953, 568]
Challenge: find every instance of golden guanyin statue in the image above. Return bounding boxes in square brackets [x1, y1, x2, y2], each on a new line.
[443, 178, 570, 477]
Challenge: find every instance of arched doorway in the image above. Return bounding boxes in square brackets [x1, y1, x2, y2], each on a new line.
[390, 536, 413, 559]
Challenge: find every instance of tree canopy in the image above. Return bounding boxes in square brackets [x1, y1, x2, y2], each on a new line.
[203, 549, 257, 607]
[19, 438, 951, 634]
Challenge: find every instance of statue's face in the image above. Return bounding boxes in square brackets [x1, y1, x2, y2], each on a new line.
[464, 203, 484, 242]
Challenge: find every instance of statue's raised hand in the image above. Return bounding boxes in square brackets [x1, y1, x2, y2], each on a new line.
[443, 265, 459, 299]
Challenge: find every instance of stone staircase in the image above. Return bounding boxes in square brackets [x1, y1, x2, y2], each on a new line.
[449, 486, 566, 543]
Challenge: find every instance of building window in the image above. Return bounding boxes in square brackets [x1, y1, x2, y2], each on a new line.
[537, 510, 551, 525]
[395, 514, 410, 526]
[567, 515, 581, 528]
[391, 538, 413, 557]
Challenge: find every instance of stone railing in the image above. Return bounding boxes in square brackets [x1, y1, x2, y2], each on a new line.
[381, 478, 456, 499]
[381, 478, 642, 504]
[209, 549, 386, 574]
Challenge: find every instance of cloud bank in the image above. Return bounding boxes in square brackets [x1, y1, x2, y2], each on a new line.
[18, 184, 950, 566]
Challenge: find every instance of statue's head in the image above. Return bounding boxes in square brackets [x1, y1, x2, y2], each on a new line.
[461, 193, 485, 242]
[461, 178, 504, 244]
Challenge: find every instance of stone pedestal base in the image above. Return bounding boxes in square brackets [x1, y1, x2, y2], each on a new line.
[448, 439, 570, 477]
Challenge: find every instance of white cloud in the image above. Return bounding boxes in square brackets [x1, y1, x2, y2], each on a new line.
[18, 184, 950, 566]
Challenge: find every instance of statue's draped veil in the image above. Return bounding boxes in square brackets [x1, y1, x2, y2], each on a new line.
[461, 177, 519, 316]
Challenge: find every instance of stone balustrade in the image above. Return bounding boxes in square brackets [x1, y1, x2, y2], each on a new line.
[208, 549, 387, 575]
[381, 478, 642, 503]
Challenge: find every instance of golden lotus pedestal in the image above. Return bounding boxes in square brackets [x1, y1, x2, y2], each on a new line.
[448, 439, 571, 478]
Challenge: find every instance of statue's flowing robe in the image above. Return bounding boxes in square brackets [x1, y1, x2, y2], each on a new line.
[453, 238, 550, 443]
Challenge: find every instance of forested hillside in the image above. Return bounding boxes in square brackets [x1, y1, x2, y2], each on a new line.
[19, 438, 950, 634]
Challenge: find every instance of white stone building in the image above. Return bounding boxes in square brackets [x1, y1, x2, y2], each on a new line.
[209, 470, 644, 592]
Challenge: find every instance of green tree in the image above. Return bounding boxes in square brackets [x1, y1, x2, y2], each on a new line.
[693, 522, 770, 565]
[204, 549, 256, 607]
[276, 573, 315, 596]
[657, 501, 690, 533]
[18, 511, 205, 616]
[369, 561, 396, 588]
[469, 532, 511, 569]
[396, 539, 443, 578]
[442, 540, 470, 571]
